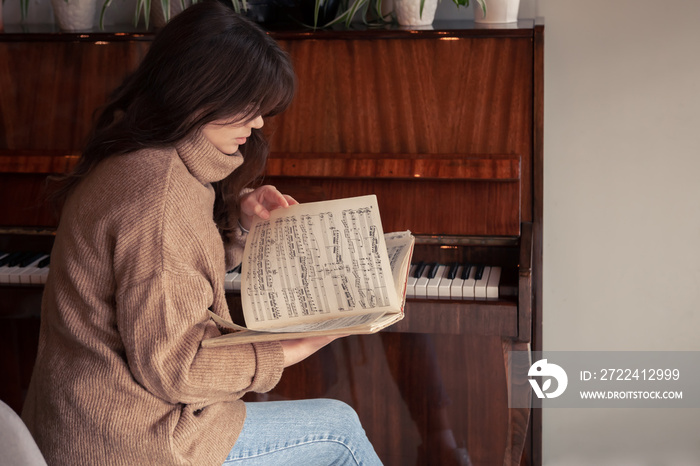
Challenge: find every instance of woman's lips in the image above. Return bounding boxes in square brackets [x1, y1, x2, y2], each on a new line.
[235, 137, 247, 145]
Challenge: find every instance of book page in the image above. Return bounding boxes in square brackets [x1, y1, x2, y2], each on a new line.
[241, 195, 401, 332]
[384, 231, 415, 305]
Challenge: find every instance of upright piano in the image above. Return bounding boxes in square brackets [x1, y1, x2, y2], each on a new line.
[0, 20, 543, 466]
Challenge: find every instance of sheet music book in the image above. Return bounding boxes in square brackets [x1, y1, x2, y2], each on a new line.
[202, 195, 414, 347]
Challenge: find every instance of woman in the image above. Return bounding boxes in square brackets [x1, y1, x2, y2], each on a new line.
[21, 2, 382, 465]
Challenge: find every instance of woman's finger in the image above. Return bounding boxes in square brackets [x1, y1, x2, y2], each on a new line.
[283, 194, 299, 206]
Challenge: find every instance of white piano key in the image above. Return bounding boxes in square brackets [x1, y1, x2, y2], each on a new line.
[224, 271, 239, 291]
[450, 266, 465, 299]
[8, 252, 44, 283]
[0, 252, 23, 283]
[405, 264, 418, 298]
[426, 264, 446, 299]
[474, 266, 491, 299]
[438, 265, 455, 300]
[16, 255, 49, 284]
[0, 268, 10, 284]
[28, 267, 46, 285]
[462, 265, 477, 299]
[486, 266, 501, 299]
[414, 264, 431, 299]
[28, 255, 51, 284]
[0, 261, 20, 284]
[36, 267, 50, 284]
[232, 273, 241, 292]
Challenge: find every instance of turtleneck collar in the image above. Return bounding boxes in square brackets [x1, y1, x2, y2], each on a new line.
[175, 130, 244, 184]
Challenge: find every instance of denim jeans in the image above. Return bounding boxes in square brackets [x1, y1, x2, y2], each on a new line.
[223, 399, 383, 465]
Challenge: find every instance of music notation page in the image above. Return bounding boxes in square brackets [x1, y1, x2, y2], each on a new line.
[241, 195, 402, 333]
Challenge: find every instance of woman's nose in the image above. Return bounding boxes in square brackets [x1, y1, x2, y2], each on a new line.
[248, 115, 264, 129]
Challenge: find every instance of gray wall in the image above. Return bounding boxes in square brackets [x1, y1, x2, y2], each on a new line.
[535, 1, 700, 464]
[4, 0, 700, 463]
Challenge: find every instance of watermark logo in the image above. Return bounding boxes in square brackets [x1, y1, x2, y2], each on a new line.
[528, 359, 568, 399]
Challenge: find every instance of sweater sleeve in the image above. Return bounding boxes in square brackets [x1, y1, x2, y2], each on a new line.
[116, 271, 284, 405]
[111, 162, 283, 405]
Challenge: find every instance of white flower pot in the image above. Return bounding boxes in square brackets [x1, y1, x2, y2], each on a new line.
[51, 0, 98, 31]
[394, 0, 437, 27]
[473, 0, 520, 24]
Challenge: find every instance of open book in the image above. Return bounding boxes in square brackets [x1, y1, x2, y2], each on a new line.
[202, 195, 414, 347]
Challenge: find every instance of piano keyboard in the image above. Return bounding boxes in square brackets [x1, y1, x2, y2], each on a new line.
[0, 254, 501, 300]
[0, 252, 51, 285]
[221, 262, 502, 300]
[406, 262, 501, 300]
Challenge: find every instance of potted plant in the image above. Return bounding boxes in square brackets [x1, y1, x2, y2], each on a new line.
[100, 0, 252, 29]
[52, 0, 101, 31]
[322, 0, 486, 29]
[472, 0, 519, 24]
[8, 0, 101, 31]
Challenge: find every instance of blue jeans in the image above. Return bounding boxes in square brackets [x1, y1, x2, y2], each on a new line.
[223, 399, 383, 465]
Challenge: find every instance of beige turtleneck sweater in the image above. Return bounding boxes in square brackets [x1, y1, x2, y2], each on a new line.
[21, 132, 284, 465]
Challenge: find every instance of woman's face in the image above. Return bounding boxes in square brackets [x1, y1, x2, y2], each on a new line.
[201, 115, 264, 155]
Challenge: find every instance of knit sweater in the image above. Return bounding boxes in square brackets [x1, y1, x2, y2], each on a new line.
[21, 131, 285, 466]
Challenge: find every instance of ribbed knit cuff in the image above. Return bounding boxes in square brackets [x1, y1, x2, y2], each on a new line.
[248, 342, 285, 393]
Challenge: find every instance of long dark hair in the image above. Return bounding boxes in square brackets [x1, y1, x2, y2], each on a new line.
[52, 0, 295, 236]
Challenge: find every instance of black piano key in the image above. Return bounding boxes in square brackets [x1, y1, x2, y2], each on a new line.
[20, 252, 45, 267]
[474, 265, 486, 280]
[8, 251, 35, 267]
[461, 264, 473, 280]
[413, 261, 426, 278]
[7, 251, 29, 267]
[0, 252, 23, 267]
[37, 256, 51, 268]
[427, 262, 439, 279]
[447, 262, 459, 280]
[227, 264, 242, 274]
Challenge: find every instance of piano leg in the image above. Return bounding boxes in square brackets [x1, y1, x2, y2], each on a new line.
[502, 340, 532, 466]
[381, 333, 473, 466]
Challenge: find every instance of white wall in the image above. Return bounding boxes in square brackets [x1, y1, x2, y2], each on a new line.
[432, 1, 698, 463]
[533, 0, 700, 465]
[4, 0, 700, 464]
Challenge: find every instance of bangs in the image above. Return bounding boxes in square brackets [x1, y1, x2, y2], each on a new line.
[186, 13, 296, 129]
[245, 47, 296, 120]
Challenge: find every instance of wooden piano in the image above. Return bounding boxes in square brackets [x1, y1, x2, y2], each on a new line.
[0, 20, 543, 466]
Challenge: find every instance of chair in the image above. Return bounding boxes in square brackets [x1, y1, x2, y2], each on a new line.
[0, 399, 47, 466]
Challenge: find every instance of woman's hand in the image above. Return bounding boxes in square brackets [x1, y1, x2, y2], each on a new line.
[239, 185, 298, 231]
[280, 335, 348, 368]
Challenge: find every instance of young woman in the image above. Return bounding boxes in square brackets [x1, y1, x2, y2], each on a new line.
[21, 2, 382, 465]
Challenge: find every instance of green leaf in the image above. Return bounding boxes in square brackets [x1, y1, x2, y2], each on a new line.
[161, 0, 170, 23]
[99, 0, 114, 29]
[345, 0, 367, 27]
[144, 0, 152, 29]
[313, 0, 321, 29]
